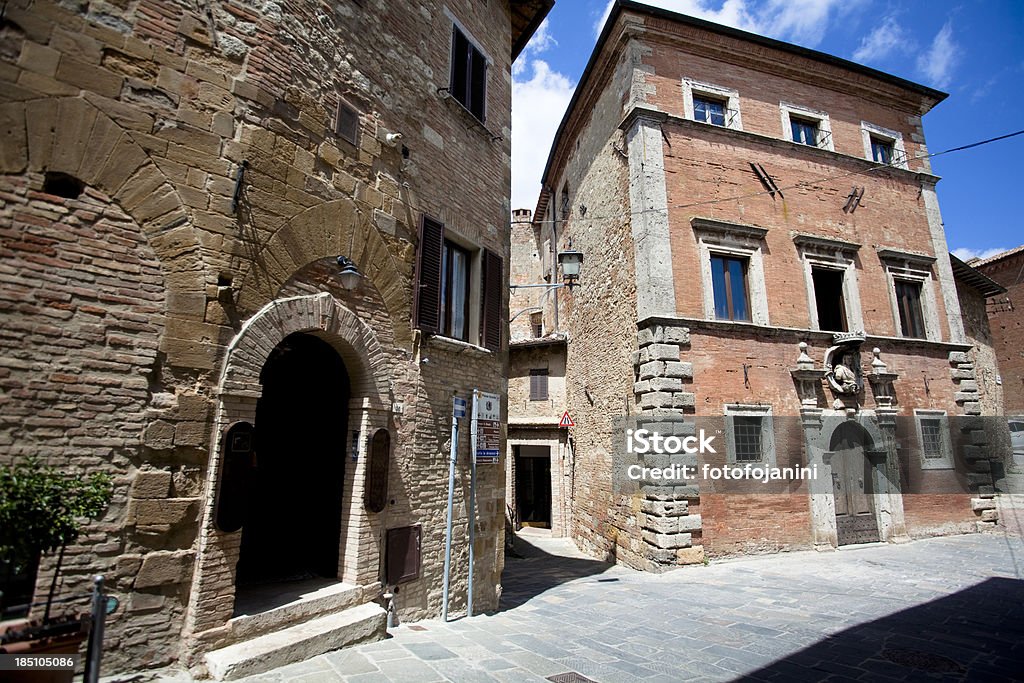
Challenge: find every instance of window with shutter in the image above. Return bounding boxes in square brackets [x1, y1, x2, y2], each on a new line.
[414, 216, 444, 335]
[481, 248, 502, 350]
[335, 99, 360, 146]
[450, 24, 487, 122]
[529, 369, 549, 401]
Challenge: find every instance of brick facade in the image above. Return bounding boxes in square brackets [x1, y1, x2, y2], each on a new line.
[0, 0, 548, 675]
[973, 247, 1024, 415]
[522, 2, 1002, 571]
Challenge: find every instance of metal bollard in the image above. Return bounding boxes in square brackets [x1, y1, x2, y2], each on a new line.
[83, 576, 105, 683]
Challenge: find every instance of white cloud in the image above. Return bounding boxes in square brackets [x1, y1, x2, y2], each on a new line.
[952, 247, 1009, 262]
[513, 18, 556, 77]
[916, 21, 959, 89]
[592, 0, 845, 47]
[853, 15, 913, 64]
[511, 59, 576, 213]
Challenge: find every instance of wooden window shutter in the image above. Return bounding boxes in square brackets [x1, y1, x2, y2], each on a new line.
[414, 216, 444, 335]
[481, 248, 502, 350]
[529, 369, 549, 401]
[469, 47, 487, 120]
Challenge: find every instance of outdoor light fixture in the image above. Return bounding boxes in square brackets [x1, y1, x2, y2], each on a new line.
[509, 243, 585, 292]
[336, 255, 362, 291]
[557, 246, 584, 288]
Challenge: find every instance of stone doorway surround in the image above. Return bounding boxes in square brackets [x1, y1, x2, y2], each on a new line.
[182, 292, 392, 663]
[803, 411, 908, 548]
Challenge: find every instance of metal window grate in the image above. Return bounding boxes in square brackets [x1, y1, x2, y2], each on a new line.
[733, 416, 762, 462]
[921, 419, 943, 458]
[336, 99, 360, 146]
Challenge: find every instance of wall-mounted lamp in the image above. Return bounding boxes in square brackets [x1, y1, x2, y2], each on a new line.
[510, 244, 585, 293]
[557, 246, 584, 289]
[337, 255, 362, 291]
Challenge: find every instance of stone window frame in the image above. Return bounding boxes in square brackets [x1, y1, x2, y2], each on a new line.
[724, 403, 777, 466]
[682, 78, 742, 131]
[861, 121, 909, 169]
[914, 409, 954, 470]
[780, 101, 834, 151]
[692, 217, 769, 326]
[878, 248, 940, 341]
[794, 234, 864, 333]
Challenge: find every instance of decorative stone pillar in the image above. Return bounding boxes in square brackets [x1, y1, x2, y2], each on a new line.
[632, 321, 703, 567]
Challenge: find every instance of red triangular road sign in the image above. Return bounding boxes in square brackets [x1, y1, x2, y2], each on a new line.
[559, 411, 575, 428]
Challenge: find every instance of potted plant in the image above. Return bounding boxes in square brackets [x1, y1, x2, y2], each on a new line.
[0, 458, 112, 675]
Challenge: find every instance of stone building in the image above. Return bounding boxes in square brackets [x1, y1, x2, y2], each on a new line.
[0, 0, 550, 677]
[505, 207, 570, 536]
[525, 0, 1002, 571]
[971, 246, 1024, 416]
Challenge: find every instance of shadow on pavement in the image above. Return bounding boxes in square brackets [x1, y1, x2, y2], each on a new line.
[499, 531, 613, 610]
[741, 576, 1024, 681]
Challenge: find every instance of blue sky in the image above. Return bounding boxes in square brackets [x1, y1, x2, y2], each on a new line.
[511, 0, 1024, 260]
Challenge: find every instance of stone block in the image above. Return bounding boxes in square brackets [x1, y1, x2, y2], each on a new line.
[55, 57, 124, 98]
[966, 473, 991, 487]
[957, 380, 979, 392]
[971, 498, 996, 511]
[673, 392, 696, 408]
[135, 550, 195, 589]
[128, 592, 166, 614]
[664, 361, 693, 379]
[980, 509, 998, 522]
[177, 394, 212, 422]
[143, 420, 175, 450]
[648, 343, 680, 361]
[637, 327, 656, 347]
[953, 391, 975, 403]
[676, 546, 705, 565]
[639, 360, 665, 380]
[642, 514, 678, 534]
[650, 377, 682, 392]
[132, 498, 199, 527]
[948, 351, 969, 365]
[678, 514, 703, 532]
[629, 351, 640, 366]
[950, 368, 974, 380]
[640, 391, 674, 409]
[131, 469, 172, 499]
[633, 380, 651, 394]
[661, 327, 690, 345]
[641, 531, 691, 549]
[962, 402, 981, 416]
[640, 499, 688, 516]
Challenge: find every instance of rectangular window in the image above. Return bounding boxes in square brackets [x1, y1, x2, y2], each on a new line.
[791, 117, 819, 146]
[415, 217, 502, 350]
[895, 280, 926, 338]
[450, 25, 487, 121]
[871, 136, 894, 164]
[335, 99, 360, 146]
[725, 404, 775, 465]
[530, 312, 543, 338]
[440, 240, 471, 341]
[711, 254, 750, 322]
[811, 268, 847, 332]
[915, 410, 953, 469]
[529, 369, 549, 401]
[693, 96, 726, 126]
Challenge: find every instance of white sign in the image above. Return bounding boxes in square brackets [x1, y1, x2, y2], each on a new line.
[477, 392, 501, 421]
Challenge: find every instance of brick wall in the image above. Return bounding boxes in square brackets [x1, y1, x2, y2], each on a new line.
[0, 0, 522, 672]
[977, 251, 1024, 415]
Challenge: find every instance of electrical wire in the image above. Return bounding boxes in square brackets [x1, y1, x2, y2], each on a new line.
[515, 128, 1024, 226]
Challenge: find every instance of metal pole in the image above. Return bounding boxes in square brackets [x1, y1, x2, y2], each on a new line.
[441, 408, 458, 622]
[83, 575, 104, 683]
[468, 390, 478, 618]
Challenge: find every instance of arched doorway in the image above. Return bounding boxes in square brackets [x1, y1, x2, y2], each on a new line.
[235, 332, 350, 597]
[829, 422, 880, 545]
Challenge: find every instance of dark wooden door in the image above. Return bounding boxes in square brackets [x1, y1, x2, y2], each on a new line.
[830, 423, 879, 545]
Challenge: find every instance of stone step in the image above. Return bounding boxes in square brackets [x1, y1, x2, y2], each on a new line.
[204, 602, 387, 680]
[228, 581, 368, 643]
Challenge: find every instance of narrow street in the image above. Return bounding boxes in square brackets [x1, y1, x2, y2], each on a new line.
[146, 527, 1024, 683]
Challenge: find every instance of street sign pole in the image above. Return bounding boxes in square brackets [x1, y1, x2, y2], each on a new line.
[468, 390, 478, 617]
[442, 396, 465, 622]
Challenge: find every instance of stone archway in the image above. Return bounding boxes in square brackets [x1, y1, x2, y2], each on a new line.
[234, 199, 413, 347]
[0, 96, 207, 332]
[804, 413, 908, 548]
[184, 293, 392, 651]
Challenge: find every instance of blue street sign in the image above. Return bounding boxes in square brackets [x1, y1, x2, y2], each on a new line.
[453, 397, 467, 418]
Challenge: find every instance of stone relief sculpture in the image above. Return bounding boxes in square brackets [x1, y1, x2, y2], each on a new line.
[824, 331, 866, 409]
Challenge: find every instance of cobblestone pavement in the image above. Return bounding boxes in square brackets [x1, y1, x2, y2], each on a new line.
[132, 529, 1024, 682]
